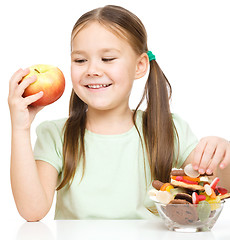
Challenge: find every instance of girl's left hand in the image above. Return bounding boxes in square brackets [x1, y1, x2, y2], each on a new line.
[192, 136, 230, 175]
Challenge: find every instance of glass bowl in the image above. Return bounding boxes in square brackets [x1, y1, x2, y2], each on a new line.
[153, 200, 225, 232]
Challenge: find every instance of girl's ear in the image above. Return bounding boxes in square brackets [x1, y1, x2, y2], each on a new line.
[135, 53, 149, 79]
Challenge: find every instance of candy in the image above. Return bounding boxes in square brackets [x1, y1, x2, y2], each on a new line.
[208, 196, 221, 211]
[198, 195, 206, 201]
[181, 179, 199, 185]
[175, 176, 183, 181]
[170, 188, 185, 196]
[156, 191, 174, 204]
[148, 189, 158, 197]
[166, 185, 174, 192]
[152, 180, 164, 190]
[210, 188, 217, 199]
[192, 192, 199, 204]
[175, 176, 198, 185]
[204, 184, 212, 196]
[170, 169, 185, 176]
[183, 176, 200, 182]
[197, 201, 211, 222]
[149, 164, 230, 226]
[160, 183, 171, 191]
[210, 177, 220, 190]
[216, 186, 228, 195]
[199, 192, 210, 201]
[184, 163, 200, 178]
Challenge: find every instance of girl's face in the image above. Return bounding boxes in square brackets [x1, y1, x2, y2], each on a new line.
[71, 21, 147, 112]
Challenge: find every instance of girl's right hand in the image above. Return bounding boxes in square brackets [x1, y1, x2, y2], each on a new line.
[8, 68, 44, 131]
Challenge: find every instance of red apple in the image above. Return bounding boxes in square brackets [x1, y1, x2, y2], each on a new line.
[22, 64, 65, 106]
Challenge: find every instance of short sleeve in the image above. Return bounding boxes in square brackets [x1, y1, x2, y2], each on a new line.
[33, 119, 66, 174]
[172, 114, 198, 168]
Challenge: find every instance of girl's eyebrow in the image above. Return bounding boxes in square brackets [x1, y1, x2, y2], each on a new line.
[71, 48, 121, 55]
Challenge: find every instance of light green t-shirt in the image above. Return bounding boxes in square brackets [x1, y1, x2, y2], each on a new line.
[34, 110, 198, 219]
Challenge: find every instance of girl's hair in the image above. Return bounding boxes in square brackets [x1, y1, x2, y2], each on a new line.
[57, 5, 177, 190]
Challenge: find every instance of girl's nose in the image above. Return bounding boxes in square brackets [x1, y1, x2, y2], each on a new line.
[86, 60, 103, 77]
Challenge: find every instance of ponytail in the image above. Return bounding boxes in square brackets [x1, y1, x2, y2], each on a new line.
[133, 60, 177, 183]
[57, 91, 87, 190]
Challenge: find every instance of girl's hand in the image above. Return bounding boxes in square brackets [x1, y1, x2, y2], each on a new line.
[8, 68, 44, 131]
[192, 136, 230, 175]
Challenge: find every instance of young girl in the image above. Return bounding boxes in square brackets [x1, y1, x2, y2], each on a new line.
[8, 5, 230, 221]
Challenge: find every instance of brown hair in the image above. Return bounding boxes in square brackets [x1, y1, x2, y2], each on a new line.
[57, 5, 177, 190]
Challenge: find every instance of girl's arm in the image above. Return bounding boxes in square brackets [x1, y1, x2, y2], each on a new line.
[8, 68, 58, 221]
[182, 137, 230, 190]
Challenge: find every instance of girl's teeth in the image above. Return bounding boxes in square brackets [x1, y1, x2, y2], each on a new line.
[88, 84, 110, 89]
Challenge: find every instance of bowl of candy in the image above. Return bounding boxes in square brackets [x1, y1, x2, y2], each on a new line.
[149, 164, 230, 232]
[153, 199, 225, 232]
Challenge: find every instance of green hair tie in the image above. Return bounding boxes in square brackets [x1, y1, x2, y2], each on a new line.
[147, 51, 156, 61]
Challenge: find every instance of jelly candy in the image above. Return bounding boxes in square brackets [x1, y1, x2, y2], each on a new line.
[216, 186, 228, 195]
[198, 195, 206, 201]
[184, 163, 200, 178]
[160, 183, 171, 191]
[170, 188, 184, 196]
[208, 196, 221, 211]
[210, 177, 220, 190]
[204, 184, 212, 196]
[197, 201, 211, 222]
[165, 185, 174, 192]
[199, 192, 210, 201]
[156, 191, 174, 204]
[192, 192, 199, 204]
[210, 188, 217, 199]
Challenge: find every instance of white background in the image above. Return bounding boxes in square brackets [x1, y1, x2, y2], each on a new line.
[1, 0, 230, 227]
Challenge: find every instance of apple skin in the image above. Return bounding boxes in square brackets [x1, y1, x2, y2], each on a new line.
[22, 64, 65, 106]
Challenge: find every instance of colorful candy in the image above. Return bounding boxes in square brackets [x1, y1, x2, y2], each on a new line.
[204, 184, 212, 196]
[210, 177, 220, 190]
[150, 164, 230, 224]
[175, 176, 198, 185]
[192, 192, 199, 204]
[208, 196, 221, 211]
[156, 191, 174, 204]
[197, 201, 211, 222]
[198, 195, 206, 201]
[184, 163, 200, 178]
[216, 186, 228, 195]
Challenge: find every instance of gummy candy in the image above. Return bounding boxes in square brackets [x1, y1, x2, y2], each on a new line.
[197, 201, 211, 222]
[192, 192, 199, 204]
[210, 177, 220, 190]
[210, 188, 216, 199]
[216, 186, 228, 195]
[184, 163, 200, 178]
[198, 195, 206, 201]
[166, 185, 174, 192]
[156, 191, 174, 204]
[160, 183, 171, 191]
[208, 196, 221, 211]
[204, 184, 212, 196]
[170, 188, 185, 196]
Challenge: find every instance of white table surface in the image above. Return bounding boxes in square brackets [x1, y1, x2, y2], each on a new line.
[3, 201, 230, 240]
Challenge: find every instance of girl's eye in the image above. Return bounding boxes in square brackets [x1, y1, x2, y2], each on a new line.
[74, 59, 87, 63]
[102, 58, 116, 62]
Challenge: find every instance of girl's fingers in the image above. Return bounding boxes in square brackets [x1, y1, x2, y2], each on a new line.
[206, 145, 225, 174]
[192, 138, 207, 170]
[16, 75, 37, 97]
[198, 141, 217, 174]
[219, 143, 230, 169]
[24, 91, 44, 106]
[9, 68, 30, 95]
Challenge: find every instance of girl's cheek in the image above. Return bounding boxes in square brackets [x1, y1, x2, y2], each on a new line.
[71, 68, 81, 83]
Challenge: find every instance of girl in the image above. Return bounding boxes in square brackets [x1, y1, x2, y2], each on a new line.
[8, 5, 230, 221]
